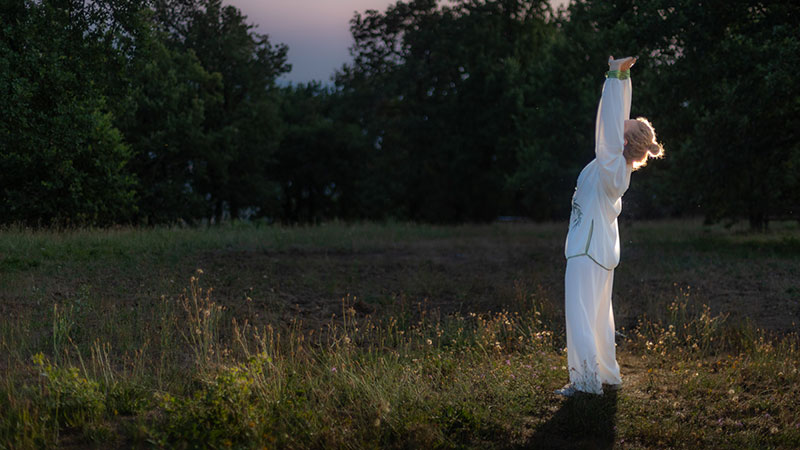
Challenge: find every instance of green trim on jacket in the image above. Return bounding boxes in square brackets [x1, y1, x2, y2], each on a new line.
[566, 220, 613, 271]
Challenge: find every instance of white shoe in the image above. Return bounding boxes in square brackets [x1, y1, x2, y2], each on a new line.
[554, 383, 579, 397]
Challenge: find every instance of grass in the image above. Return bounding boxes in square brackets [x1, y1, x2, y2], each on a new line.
[0, 220, 798, 449]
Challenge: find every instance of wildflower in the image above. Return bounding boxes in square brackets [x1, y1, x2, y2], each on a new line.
[505, 359, 511, 366]
[426, 339, 432, 345]
[331, 367, 337, 373]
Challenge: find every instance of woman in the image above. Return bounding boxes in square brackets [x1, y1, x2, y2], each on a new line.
[555, 55, 663, 397]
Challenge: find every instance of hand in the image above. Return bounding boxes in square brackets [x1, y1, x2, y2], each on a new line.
[608, 55, 637, 71]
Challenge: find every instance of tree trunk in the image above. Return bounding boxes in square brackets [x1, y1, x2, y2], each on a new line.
[749, 212, 767, 232]
[214, 199, 224, 225]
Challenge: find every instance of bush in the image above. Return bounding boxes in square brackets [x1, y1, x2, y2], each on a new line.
[32, 353, 105, 432]
[156, 365, 262, 448]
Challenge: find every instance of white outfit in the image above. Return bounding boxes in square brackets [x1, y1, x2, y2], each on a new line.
[562, 74, 632, 393]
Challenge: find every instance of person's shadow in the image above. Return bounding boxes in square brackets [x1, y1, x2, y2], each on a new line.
[522, 390, 618, 449]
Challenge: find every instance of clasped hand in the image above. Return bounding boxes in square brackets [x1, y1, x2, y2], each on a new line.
[608, 55, 637, 71]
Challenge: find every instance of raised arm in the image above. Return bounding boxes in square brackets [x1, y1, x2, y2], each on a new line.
[594, 56, 635, 197]
[595, 56, 635, 165]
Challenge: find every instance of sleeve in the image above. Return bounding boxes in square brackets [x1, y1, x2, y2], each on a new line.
[594, 74, 632, 197]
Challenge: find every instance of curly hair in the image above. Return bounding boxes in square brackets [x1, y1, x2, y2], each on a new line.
[623, 117, 664, 170]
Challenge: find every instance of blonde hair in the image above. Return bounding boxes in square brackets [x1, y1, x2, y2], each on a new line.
[624, 117, 664, 170]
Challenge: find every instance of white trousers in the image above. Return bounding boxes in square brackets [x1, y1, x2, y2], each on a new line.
[564, 255, 622, 394]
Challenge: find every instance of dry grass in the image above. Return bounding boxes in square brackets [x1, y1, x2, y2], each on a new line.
[0, 220, 798, 448]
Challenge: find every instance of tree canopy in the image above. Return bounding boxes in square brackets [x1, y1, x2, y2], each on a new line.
[1, 0, 797, 228]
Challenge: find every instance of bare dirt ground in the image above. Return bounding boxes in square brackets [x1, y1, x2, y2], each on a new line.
[183, 223, 800, 334]
[2, 221, 798, 338]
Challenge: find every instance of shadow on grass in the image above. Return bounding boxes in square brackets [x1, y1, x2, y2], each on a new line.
[524, 391, 618, 449]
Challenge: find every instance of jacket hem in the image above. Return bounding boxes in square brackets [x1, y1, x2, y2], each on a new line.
[566, 253, 614, 271]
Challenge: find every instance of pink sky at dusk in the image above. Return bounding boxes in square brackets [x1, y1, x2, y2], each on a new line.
[226, 0, 570, 85]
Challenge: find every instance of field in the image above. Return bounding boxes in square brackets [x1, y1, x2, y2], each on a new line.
[1, 220, 798, 449]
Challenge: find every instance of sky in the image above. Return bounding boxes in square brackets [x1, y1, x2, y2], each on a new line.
[227, 0, 569, 85]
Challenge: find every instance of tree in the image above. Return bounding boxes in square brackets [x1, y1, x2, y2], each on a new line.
[0, 0, 136, 226]
[154, 0, 291, 222]
[553, 0, 800, 229]
[663, 0, 800, 229]
[114, 26, 223, 224]
[274, 83, 371, 223]
[337, 0, 554, 222]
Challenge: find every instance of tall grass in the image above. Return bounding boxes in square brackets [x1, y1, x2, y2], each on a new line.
[1, 270, 798, 449]
[1, 221, 798, 448]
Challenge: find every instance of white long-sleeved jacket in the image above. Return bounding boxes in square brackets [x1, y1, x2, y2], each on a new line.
[564, 75, 633, 270]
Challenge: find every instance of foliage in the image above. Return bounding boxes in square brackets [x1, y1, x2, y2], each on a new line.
[335, 0, 800, 226]
[0, 0, 797, 227]
[154, 0, 291, 222]
[274, 83, 371, 223]
[553, 0, 800, 228]
[336, 0, 555, 221]
[32, 353, 106, 432]
[114, 20, 223, 224]
[0, 0, 136, 226]
[156, 366, 261, 448]
[666, 0, 800, 230]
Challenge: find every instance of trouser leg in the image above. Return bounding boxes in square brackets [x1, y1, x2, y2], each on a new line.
[594, 267, 622, 385]
[564, 256, 603, 394]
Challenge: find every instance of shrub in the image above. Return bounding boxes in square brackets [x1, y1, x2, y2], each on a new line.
[156, 365, 261, 448]
[32, 353, 105, 432]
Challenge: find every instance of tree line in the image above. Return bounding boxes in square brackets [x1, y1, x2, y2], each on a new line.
[1, 0, 798, 229]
